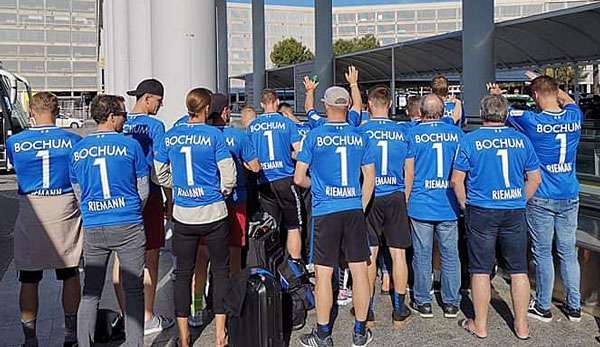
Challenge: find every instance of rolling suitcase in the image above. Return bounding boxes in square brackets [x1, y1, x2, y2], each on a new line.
[228, 269, 285, 347]
[247, 212, 285, 273]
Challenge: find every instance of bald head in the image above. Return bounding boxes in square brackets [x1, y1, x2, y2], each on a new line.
[420, 94, 444, 120]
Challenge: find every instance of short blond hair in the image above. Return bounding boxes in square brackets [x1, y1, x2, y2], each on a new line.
[31, 92, 59, 116]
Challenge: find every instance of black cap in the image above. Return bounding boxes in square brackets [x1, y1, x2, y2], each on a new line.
[126, 78, 164, 98]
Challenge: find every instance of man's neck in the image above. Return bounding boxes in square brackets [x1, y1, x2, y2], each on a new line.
[371, 111, 388, 119]
[538, 98, 562, 113]
[326, 113, 347, 123]
[188, 116, 206, 124]
[421, 117, 440, 123]
[96, 124, 116, 132]
[131, 104, 148, 114]
[482, 121, 505, 127]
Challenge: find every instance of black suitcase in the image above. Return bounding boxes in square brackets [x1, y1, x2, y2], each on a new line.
[229, 270, 285, 347]
[247, 213, 285, 273]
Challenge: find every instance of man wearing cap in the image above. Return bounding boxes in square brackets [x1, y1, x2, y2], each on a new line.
[295, 86, 376, 347]
[119, 78, 175, 335]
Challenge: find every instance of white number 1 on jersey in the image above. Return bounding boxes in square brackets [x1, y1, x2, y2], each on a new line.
[264, 130, 275, 161]
[335, 146, 349, 186]
[36, 150, 50, 189]
[180, 146, 194, 186]
[377, 140, 388, 176]
[432, 142, 443, 178]
[496, 149, 510, 188]
[555, 133, 567, 164]
[93, 157, 112, 199]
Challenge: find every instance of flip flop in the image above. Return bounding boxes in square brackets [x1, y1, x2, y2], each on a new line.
[515, 330, 530, 341]
[459, 319, 487, 339]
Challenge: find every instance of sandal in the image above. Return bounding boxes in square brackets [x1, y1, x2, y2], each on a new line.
[459, 319, 487, 339]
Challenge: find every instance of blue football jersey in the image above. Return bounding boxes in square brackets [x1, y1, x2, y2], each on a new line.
[296, 122, 311, 139]
[442, 100, 464, 126]
[123, 113, 166, 192]
[155, 123, 231, 207]
[7, 126, 82, 196]
[297, 122, 376, 217]
[306, 109, 364, 129]
[358, 118, 409, 196]
[70, 132, 149, 228]
[217, 125, 258, 204]
[248, 113, 302, 183]
[453, 127, 540, 209]
[174, 114, 190, 126]
[507, 104, 582, 199]
[406, 121, 463, 221]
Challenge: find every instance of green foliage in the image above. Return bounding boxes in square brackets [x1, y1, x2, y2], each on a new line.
[270, 37, 314, 68]
[334, 34, 380, 56]
[543, 66, 589, 88]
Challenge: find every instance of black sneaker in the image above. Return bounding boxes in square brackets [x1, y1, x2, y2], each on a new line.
[299, 329, 334, 347]
[442, 304, 459, 318]
[527, 300, 552, 323]
[410, 301, 433, 318]
[564, 306, 582, 322]
[392, 304, 411, 324]
[351, 328, 373, 347]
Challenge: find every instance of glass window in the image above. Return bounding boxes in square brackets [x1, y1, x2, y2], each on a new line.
[19, 14, 44, 25]
[72, 31, 95, 43]
[397, 34, 416, 42]
[73, 76, 97, 88]
[72, 46, 95, 57]
[396, 10, 415, 21]
[547, 3, 567, 11]
[380, 37, 396, 45]
[230, 22, 250, 33]
[72, 0, 95, 13]
[338, 26, 356, 35]
[377, 11, 395, 22]
[437, 22, 457, 32]
[47, 61, 71, 72]
[47, 0, 71, 11]
[2, 60, 18, 70]
[397, 23, 415, 33]
[48, 45, 71, 57]
[19, 0, 43, 9]
[0, 28, 18, 41]
[417, 9, 435, 21]
[25, 76, 45, 89]
[20, 30, 45, 42]
[20, 61, 45, 73]
[47, 76, 71, 89]
[522, 4, 543, 16]
[20, 45, 44, 57]
[0, 0, 17, 8]
[337, 13, 356, 24]
[0, 44, 17, 56]
[73, 61, 96, 72]
[47, 30, 70, 43]
[72, 15, 95, 27]
[377, 24, 395, 34]
[357, 25, 375, 35]
[0, 13, 17, 25]
[499, 5, 520, 18]
[47, 14, 71, 26]
[437, 8, 456, 20]
[357, 12, 374, 22]
[417, 22, 435, 33]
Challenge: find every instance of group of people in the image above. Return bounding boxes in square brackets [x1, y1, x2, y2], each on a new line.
[5, 65, 583, 347]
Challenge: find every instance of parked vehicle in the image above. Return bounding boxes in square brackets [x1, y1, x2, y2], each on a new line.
[55, 114, 84, 128]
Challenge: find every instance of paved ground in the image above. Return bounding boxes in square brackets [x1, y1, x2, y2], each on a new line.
[1, 159, 599, 346]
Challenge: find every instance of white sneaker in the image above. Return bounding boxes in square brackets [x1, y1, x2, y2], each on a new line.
[144, 315, 175, 335]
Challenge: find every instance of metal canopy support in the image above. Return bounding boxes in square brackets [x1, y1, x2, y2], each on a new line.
[391, 46, 396, 115]
[314, 0, 333, 112]
[252, 0, 265, 110]
[216, 0, 229, 95]
[462, 0, 495, 122]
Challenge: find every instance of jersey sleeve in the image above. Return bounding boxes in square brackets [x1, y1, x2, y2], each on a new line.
[240, 132, 258, 163]
[361, 135, 377, 166]
[151, 120, 166, 156]
[133, 141, 150, 178]
[307, 110, 325, 129]
[347, 110, 361, 127]
[523, 137, 541, 172]
[68, 149, 78, 184]
[154, 135, 170, 164]
[214, 131, 232, 162]
[405, 129, 416, 159]
[287, 118, 302, 145]
[506, 109, 535, 132]
[296, 132, 314, 165]
[564, 103, 584, 122]
[453, 139, 471, 172]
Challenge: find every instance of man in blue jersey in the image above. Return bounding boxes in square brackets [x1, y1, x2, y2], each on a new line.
[431, 75, 463, 126]
[304, 66, 365, 129]
[498, 73, 583, 322]
[71, 95, 149, 346]
[405, 95, 422, 125]
[358, 86, 412, 325]
[404, 94, 463, 319]
[451, 95, 541, 340]
[154, 88, 236, 347]
[122, 78, 174, 334]
[248, 89, 304, 262]
[7, 92, 82, 346]
[295, 86, 376, 347]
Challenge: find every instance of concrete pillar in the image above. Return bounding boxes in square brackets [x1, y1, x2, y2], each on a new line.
[252, 0, 265, 110]
[127, 0, 153, 95]
[103, 0, 130, 96]
[216, 0, 229, 95]
[150, 0, 216, 127]
[462, 0, 495, 122]
[314, 0, 333, 113]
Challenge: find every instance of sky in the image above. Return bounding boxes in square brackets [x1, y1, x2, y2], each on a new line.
[229, 0, 453, 7]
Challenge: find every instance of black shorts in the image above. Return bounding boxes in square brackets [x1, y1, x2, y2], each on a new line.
[465, 205, 527, 275]
[312, 209, 370, 267]
[19, 267, 79, 284]
[366, 191, 411, 249]
[258, 176, 302, 230]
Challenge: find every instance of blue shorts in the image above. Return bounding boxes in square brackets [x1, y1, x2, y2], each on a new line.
[465, 205, 527, 275]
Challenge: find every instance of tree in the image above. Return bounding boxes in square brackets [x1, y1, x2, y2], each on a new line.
[334, 34, 380, 56]
[543, 66, 588, 90]
[270, 37, 314, 68]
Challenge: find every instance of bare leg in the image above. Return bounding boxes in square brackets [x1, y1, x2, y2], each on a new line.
[367, 246, 379, 299]
[470, 274, 490, 337]
[510, 274, 530, 338]
[287, 229, 302, 260]
[144, 249, 160, 322]
[193, 245, 209, 306]
[176, 317, 190, 347]
[20, 283, 38, 322]
[314, 265, 334, 325]
[62, 274, 81, 315]
[112, 256, 126, 314]
[389, 248, 408, 295]
[348, 261, 370, 322]
[381, 272, 391, 293]
[215, 314, 227, 347]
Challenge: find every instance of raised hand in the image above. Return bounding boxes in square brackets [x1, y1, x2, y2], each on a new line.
[486, 82, 504, 96]
[345, 65, 359, 85]
[303, 76, 318, 93]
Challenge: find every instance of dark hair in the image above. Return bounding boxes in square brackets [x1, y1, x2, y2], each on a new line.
[90, 94, 125, 124]
[186, 88, 212, 117]
[480, 95, 509, 123]
[431, 75, 449, 97]
[261, 89, 278, 105]
[406, 96, 421, 118]
[420, 94, 444, 120]
[530, 75, 559, 97]
[278, 102, 292, 111]
[368, 86, 392, 109]
[31, 91, 59, 116]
